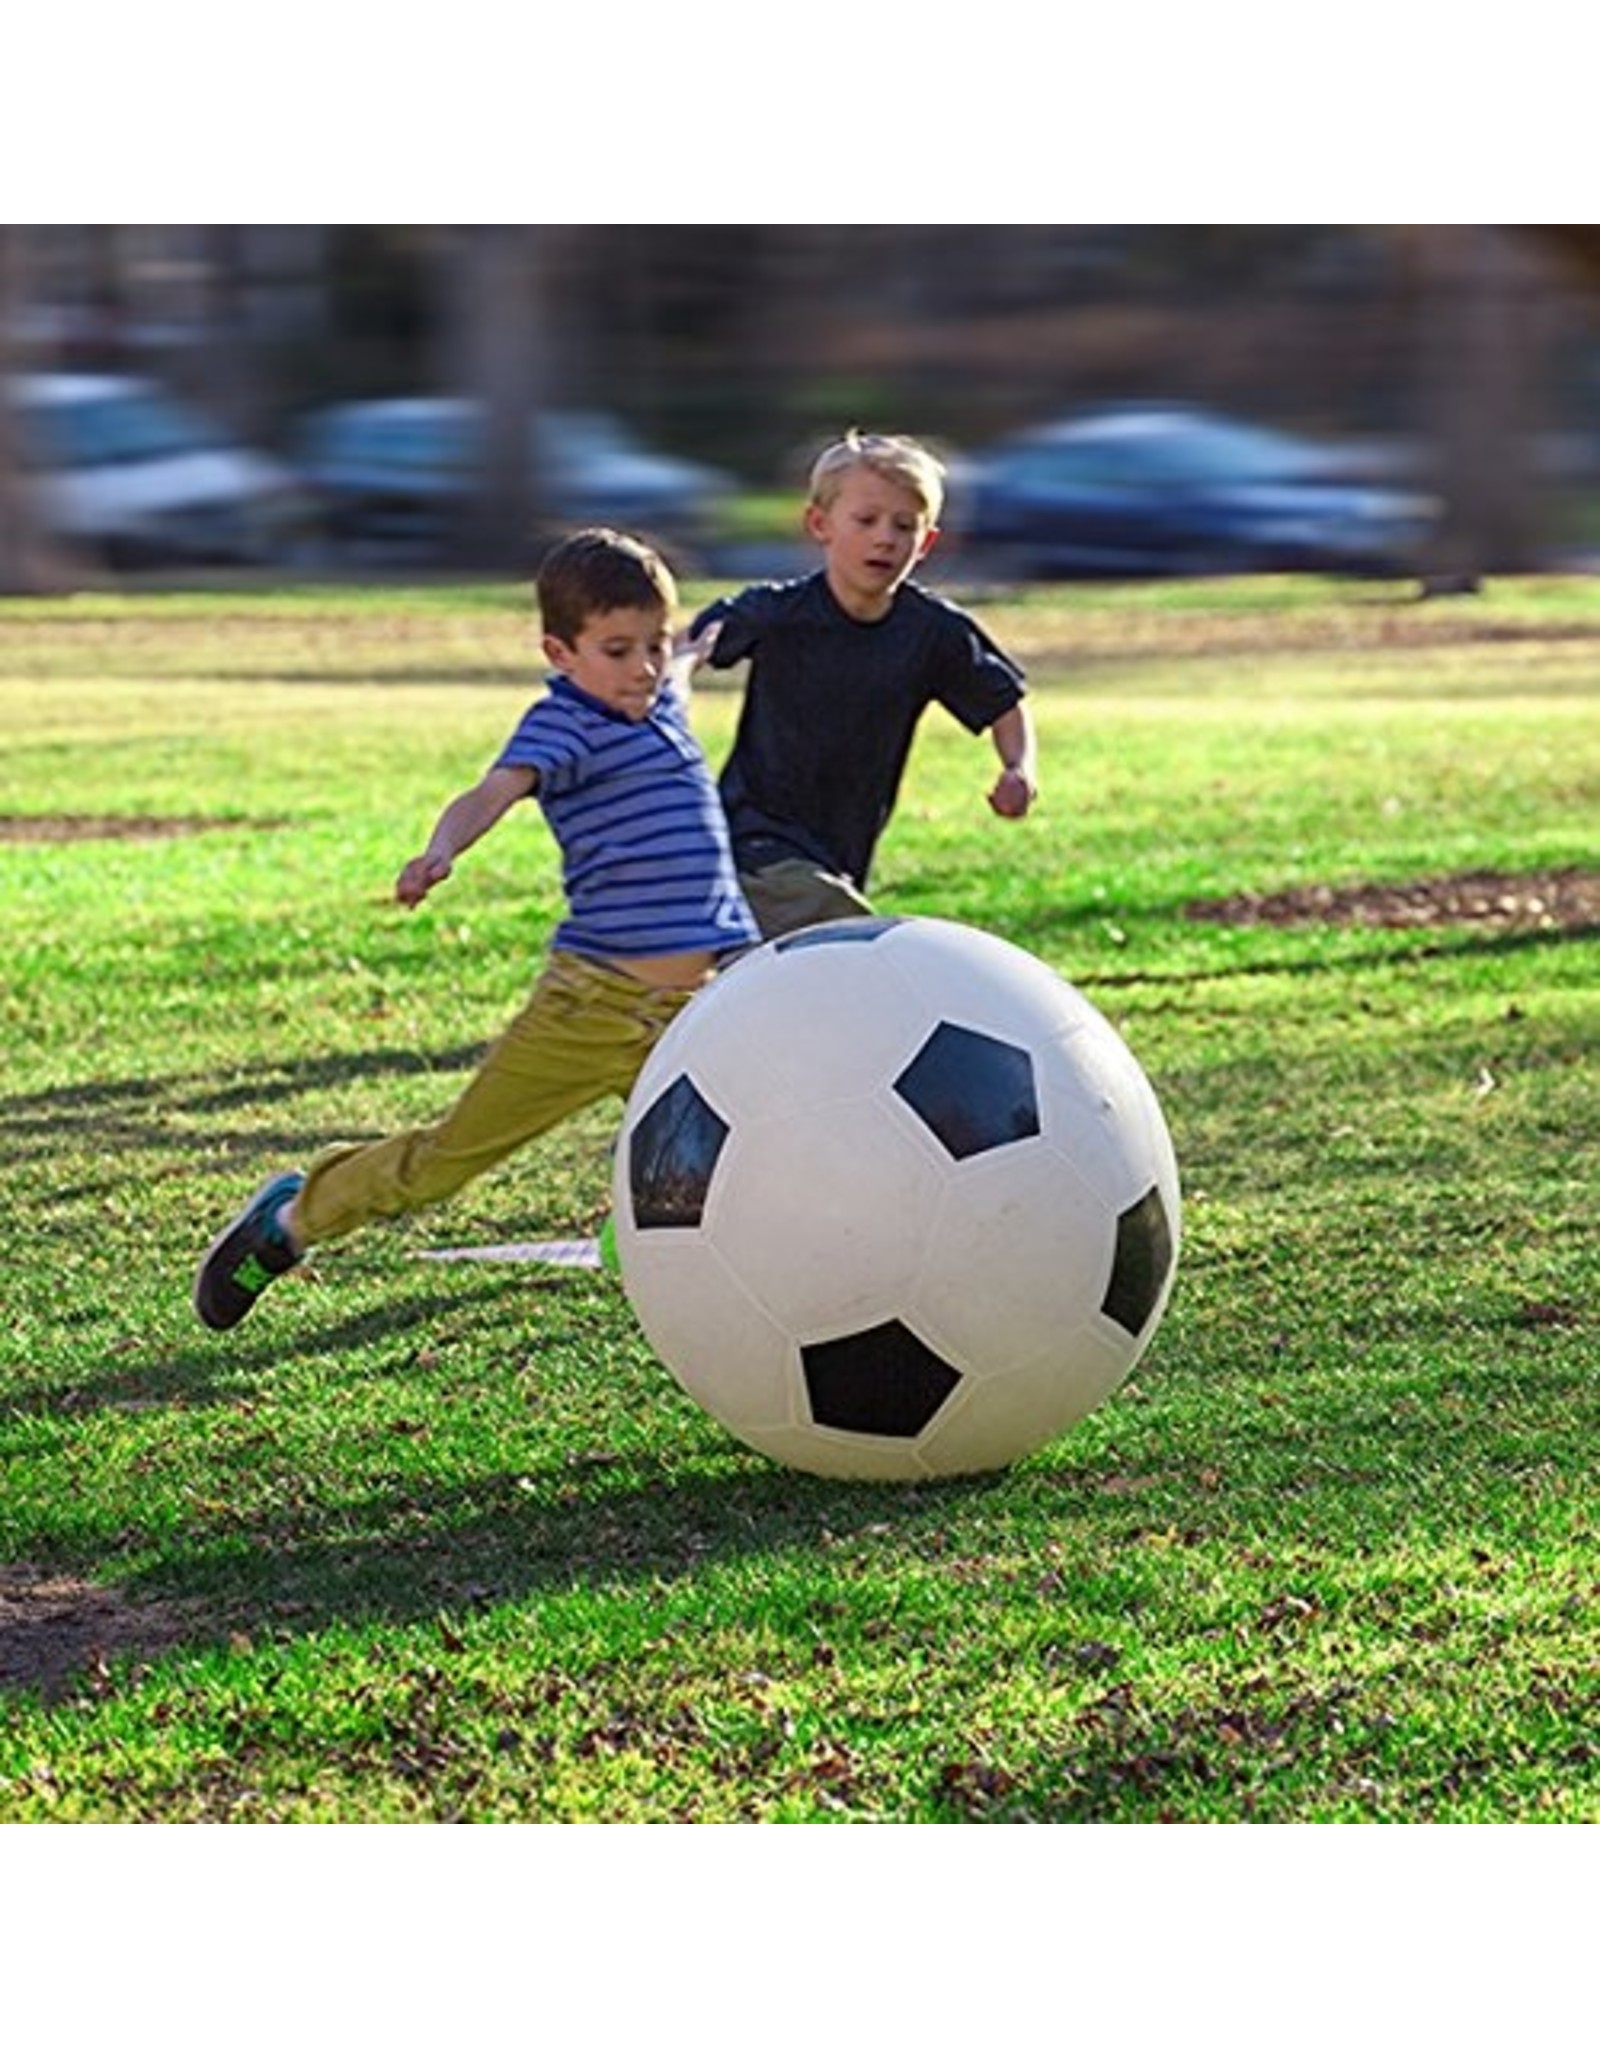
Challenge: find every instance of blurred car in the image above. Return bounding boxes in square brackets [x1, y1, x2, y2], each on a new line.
[959, 403, 1439, 579]
[9, 372, 314, 568]
[293, 397, 733, 565]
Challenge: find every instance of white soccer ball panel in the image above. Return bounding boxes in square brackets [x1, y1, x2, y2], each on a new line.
[625, 975, 786, 1131]
[673, 927, 939, 1115]
[731, 1419, 944, 1483]
[886, 916, 1107, 1043]
[909, 1140, 1115, 1373]
[916, 1321, 1139, 1475]
[705, 1102, 944, 1338]
[1034, 1013, 1181, 1212]
[617, 1233, 800, 1434]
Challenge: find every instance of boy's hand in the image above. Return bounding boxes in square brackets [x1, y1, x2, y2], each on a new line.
[988, 766, 1036, 819]
[396, 851, 453, 907]
[677, 619, 722, 668]
[664, 620, 722, 702]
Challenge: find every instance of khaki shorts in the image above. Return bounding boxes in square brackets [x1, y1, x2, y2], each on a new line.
[740, 858, 875, 941]
[295, 950, 697, 1246]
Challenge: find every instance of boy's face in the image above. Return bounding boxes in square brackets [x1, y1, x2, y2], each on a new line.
[806, 465, 938, 620]
[543, 605, 673, 721]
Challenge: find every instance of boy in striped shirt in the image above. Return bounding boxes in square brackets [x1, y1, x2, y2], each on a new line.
[194, 529, 758, 1331]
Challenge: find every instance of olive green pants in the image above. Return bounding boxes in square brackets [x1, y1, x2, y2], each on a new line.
[295, 950, 698, 1247]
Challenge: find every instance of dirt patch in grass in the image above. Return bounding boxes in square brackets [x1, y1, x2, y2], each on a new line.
[0, 1565, 207, 1701]
[1186, 866, 1600, 934]
[0, 814, 277, 843]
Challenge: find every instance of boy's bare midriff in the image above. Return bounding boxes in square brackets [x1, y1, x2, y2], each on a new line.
[610, 949, 719, 991]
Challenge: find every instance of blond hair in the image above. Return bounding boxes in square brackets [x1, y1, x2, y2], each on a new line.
[808, 430, 945, 523]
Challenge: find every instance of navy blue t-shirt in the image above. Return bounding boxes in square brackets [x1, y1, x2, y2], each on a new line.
[692, 572, 1026, 887]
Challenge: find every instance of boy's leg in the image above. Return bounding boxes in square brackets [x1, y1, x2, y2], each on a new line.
[739, 859, 875, 941]
[295, 951, 692, 1245]
[195, 953, 694, 1328]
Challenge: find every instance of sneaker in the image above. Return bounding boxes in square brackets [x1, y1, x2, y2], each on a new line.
[194, 1171, 306, 1330]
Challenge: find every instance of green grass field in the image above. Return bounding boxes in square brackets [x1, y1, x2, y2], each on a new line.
[1, 574, 1595, 1822]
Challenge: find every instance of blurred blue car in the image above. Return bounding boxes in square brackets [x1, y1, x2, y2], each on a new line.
[11, 372, 313, 568]
[959, 404, 1438, 579]
[295, 397, 732, 566]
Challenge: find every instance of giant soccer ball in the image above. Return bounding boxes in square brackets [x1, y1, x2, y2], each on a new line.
[612, 916, 1179, 1480]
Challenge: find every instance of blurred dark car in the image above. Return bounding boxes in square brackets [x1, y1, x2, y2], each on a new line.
[10, 371, 314, 568]
[960, 404, 1439, 579]
[294, 397, 733, 566]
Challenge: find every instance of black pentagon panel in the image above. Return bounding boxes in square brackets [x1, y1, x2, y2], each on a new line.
[628, 1075, 730, 1229]
[1101, 1185, 1174, 1336]
[801, 1321, 962, 1438]
[773, 917, 904, 953]
[894, 1021, 1040, 1160]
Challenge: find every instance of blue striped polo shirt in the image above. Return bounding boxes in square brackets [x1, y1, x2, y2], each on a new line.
[494, 673, 759, 962]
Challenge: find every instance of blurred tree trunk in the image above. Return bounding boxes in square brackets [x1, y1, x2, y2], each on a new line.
[189, 226, 270, 444]
[1413, 226, 1549, 581]
[436, 227, 547, 571]
[0, 228, 79, 594]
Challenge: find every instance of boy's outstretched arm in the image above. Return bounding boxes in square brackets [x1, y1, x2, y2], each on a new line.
[987, 703, 1039, 819]
[395, 764, 538, 908]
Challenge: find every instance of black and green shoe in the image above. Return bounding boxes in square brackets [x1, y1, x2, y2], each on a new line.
[194, 1171, 305, 1329]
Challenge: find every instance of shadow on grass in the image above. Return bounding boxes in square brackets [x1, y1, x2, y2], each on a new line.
[2, 1043, 495, 1218]
[20, 1241, 1590, 1631]
[0, 1288, 484, 1422]
[142, 1451, 975, 1615]
[2, 1228, 997, 1699]
[4, 1040, 489, 1136]
[5, 1258, 1589, 1708]
[1, 1409, 985, 1702]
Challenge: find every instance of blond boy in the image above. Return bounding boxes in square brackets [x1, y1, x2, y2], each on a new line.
[692, 429, 1037, 938]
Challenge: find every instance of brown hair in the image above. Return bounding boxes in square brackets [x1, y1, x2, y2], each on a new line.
[536, 528, 677, 645]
